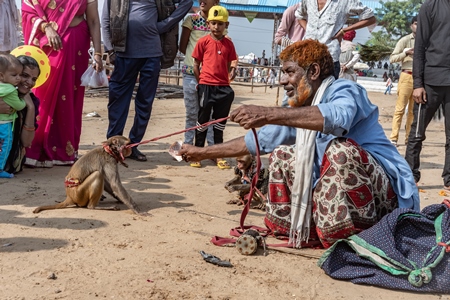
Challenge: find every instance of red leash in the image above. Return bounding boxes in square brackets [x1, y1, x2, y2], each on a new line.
[122, 114, 315, 249]
[210, 128, 322, 249]
[239, 128, 261, 230]
[211, 129, 276, 246]
[126, 116, 230, 148]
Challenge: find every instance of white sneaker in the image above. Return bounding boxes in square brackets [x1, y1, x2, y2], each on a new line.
[390, 140, 398, 147]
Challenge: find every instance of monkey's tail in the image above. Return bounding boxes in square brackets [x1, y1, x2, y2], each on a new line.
[33, 199, 75, 213]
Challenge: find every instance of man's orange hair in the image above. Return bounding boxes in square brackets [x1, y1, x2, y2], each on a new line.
[279, 39, 334, 79]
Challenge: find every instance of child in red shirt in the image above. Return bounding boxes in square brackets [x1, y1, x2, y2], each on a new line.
[191, 6, 237, 169]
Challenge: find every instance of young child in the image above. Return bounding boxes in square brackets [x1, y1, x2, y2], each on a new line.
[191, 5, 237, 169]
[385, 75, 393, 95]
[179, 0, 219, 150]
[0, 54, 25, 178]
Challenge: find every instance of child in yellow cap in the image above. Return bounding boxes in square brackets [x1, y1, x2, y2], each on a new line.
[191, 5, 237, 169]
[179, 0, 220, 150]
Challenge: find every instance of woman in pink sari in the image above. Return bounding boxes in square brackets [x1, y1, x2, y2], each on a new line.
[21, 0, 103, 167]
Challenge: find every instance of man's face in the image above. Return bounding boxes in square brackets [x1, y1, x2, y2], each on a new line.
[411, 21, 417, 35]
[280, 61, 313, 107]
[207, 20, 228, 39]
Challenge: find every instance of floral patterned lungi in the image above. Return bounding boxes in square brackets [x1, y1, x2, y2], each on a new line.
[264, 138, 398, 248]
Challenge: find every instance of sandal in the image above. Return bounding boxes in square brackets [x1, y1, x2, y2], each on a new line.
[129, 147, 147, 162]
[190, 161, 201, 168]
[216, 160, 231, 170]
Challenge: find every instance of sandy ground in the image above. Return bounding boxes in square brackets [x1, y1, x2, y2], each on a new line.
[0, 83, 448, 300]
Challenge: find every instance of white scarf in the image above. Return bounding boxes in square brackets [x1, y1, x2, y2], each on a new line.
[289, 76, 335, 248]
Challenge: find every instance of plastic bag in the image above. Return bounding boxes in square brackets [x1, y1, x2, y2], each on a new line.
[80, 66, 108, 88]
[168, 141, 183, 162]
[80, 48, 108, 88]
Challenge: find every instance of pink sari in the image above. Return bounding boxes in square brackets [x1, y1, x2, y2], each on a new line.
[22, 0, 90, 166]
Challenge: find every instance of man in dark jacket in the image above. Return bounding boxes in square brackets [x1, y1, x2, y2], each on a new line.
[406, 0, 450, 189]
[102, 0, 192, 161]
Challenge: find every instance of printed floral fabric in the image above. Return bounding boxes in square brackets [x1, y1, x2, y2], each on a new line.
[264, 138, 398, 248]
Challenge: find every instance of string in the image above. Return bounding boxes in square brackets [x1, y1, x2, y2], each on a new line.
[126, 116, 230, 148]
[126, 114, 263, 233]
[239, 128, 261, 230]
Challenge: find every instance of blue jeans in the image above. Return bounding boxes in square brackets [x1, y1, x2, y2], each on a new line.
[385, 85, 392, 95]
[182, 74, 214, 145]
[0, 122, 13, 171]
[107, 56, 160, 144]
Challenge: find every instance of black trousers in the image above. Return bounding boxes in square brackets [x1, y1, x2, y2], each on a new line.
[333, 61, 340, 80]
[405, 84, 450, 185]
[195, 84, 234, 147]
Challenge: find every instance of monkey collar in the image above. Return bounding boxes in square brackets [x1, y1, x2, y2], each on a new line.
[103, 144, 129, 168]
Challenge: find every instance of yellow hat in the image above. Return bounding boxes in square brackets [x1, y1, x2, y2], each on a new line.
[208, 5, 229, 22]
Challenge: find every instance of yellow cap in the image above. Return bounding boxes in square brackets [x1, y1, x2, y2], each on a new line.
[208, 5, 229, 22]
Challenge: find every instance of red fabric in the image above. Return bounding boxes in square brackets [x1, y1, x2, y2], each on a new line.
[25, 19, 90, 165]
[343, 30, 356, 41]
[192, 34, 237, 86]
[22, 0, 85, 48]
[346, 184, 373, 208]
[64, 177, 80, 188]
[268, 183, 290, 203]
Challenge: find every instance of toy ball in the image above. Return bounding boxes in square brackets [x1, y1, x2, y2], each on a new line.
[11, 45, 51, 88]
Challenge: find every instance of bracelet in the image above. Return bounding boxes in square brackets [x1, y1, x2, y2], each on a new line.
[23, 124, 35, 131]
[340, 29, 345, 36]
[40, 22, 50, 33]
[94, 52, 102, 57]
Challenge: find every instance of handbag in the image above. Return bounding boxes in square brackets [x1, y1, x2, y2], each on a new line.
[318, 200, 450, 293]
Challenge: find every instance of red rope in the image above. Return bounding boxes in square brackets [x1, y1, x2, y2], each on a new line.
[239, 128, 261, 230]
[125, 115, 262, 234]
[126, 116, 230, 148]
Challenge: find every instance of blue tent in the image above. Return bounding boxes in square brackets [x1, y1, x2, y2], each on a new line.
[191, 0, 384, 61]
[192, 0, 383, 17]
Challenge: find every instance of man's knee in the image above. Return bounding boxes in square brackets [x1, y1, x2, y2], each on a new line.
[324, 138, 369, 165]
[269, 145, 295, 164]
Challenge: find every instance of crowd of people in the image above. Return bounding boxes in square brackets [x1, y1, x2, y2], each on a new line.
[0, 0, 448, 254]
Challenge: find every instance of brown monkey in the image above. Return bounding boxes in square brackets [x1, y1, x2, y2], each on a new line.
[33, 136, 148, 215]
[224, 154, 269, 210]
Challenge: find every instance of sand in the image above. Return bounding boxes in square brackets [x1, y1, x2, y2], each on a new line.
[0, 83, 447, 300]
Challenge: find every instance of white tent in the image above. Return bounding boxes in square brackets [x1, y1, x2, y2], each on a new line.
[238, 52, 256, 63]
[354, 62, 370, 70]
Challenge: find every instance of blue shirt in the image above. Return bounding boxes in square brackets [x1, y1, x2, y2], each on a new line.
[102, 0, 192, 58]
[244, 79, 420, 210]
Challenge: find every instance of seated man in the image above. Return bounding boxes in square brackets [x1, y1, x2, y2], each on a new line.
[179, 40, 419, 249]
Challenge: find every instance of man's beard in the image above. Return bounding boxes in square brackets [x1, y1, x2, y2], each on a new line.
[288, 74, 313, 107]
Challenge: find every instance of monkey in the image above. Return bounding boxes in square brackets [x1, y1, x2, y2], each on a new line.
[224, 154, 269, 210]
[33, 136, 149, 216]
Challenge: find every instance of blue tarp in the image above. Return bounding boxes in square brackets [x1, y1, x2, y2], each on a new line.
[192, 0, 383, 14]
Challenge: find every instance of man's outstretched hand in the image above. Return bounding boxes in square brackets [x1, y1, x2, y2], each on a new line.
[179, 144, 205, 162]
[230, 105, 271, 130]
